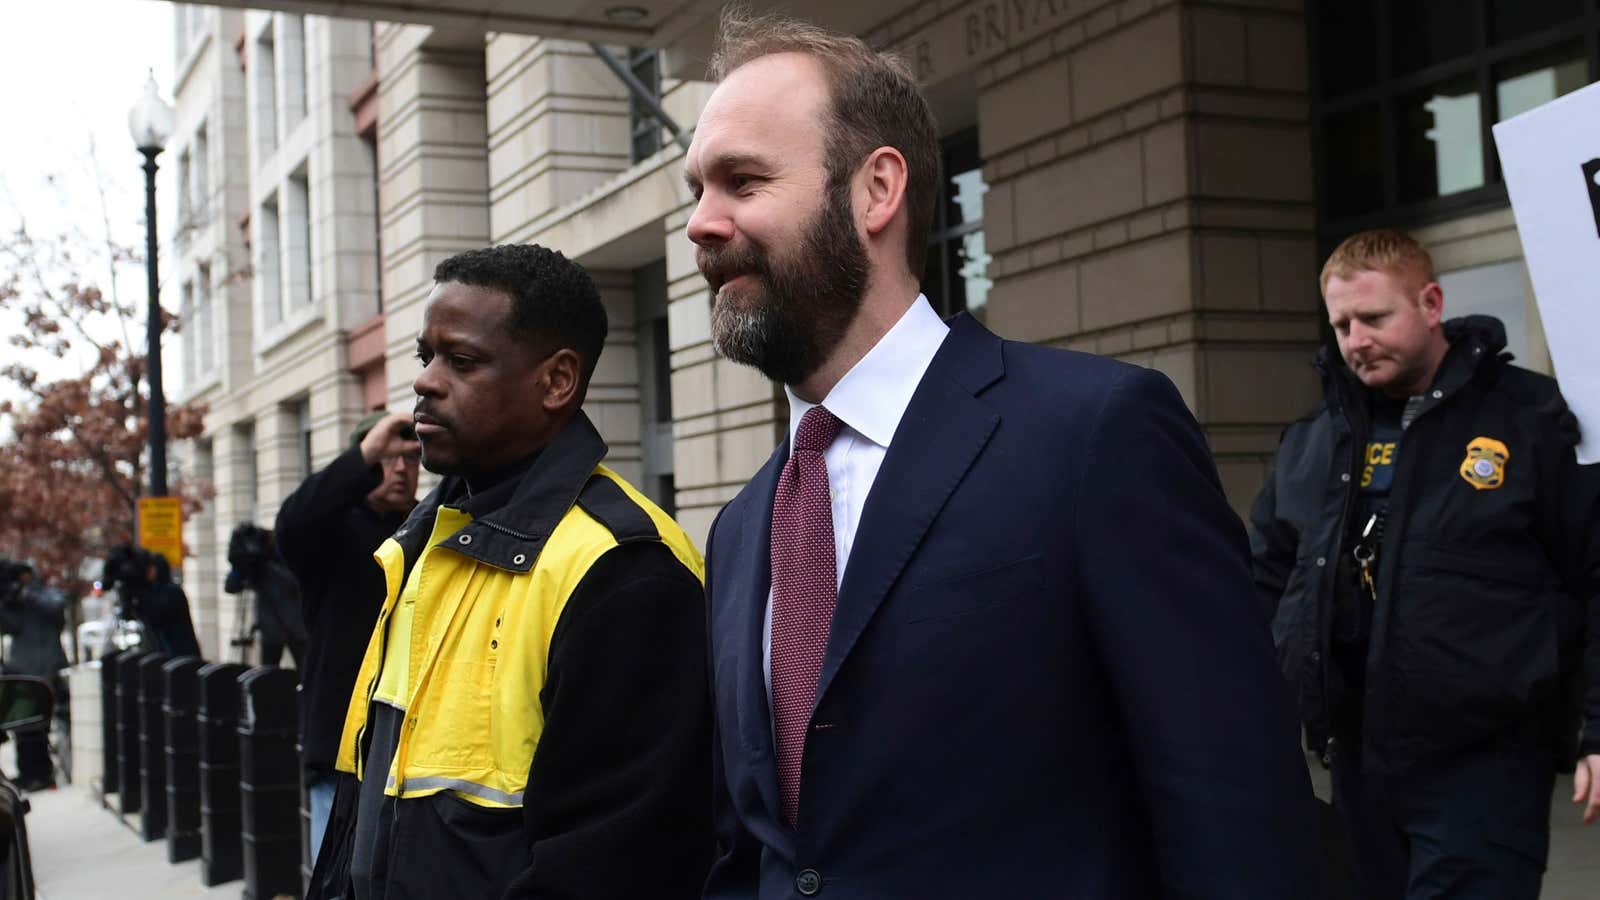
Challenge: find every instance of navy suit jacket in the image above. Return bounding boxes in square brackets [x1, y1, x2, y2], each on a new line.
[704, 314, 1319, 899]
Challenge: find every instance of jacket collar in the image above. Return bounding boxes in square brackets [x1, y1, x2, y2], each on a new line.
[392, 411, 609, 574]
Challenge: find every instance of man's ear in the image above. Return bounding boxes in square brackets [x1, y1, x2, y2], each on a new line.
[1417, 281, 1445, 328]
[540, 348, 585, 413]
[859, 146, 909, 239]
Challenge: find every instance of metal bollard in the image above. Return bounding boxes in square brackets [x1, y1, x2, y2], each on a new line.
[137, 652, 170, 842]
[238, 666, 301, 900]
[163, 656, 205, 863]
[113, 648, 147, 819]
[197, 662, 247, 886]
[100, 654, 119, 797]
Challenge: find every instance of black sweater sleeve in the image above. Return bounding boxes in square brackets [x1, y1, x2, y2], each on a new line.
[275, 447, 383, 575]
[500, 541, 713, 900]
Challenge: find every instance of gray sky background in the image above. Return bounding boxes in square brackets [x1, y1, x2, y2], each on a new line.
[0, 0, 175, 389]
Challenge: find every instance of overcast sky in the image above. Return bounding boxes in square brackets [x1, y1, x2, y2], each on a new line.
[0, 0, 175, 388]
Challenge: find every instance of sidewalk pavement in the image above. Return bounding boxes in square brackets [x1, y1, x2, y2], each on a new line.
[26, 784, 243, 900]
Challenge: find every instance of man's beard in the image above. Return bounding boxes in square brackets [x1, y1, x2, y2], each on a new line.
[701, 181, 870, 386]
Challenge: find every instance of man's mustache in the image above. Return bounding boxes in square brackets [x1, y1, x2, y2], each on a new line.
[414, 405, 452, 432]
[697, 245, 765, 292]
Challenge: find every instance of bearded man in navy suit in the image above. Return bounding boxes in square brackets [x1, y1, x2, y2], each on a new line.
[684, 9, 1320, 899]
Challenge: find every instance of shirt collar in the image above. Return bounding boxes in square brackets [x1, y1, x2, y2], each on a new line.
[785, 294, 950, 450]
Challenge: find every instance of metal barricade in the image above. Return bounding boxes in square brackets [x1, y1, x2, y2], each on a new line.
[197, 661, 247, 886]
[238, 665, 301, 900]
[136, 652, 170, 841]
[163, 656, 205, 862]
[113, 648, 146, 819]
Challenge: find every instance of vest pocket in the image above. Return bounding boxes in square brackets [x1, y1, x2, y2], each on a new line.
[426, 657, 496, 765]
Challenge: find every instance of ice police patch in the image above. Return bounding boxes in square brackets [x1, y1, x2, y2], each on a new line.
[1459, 436, 1510, 491]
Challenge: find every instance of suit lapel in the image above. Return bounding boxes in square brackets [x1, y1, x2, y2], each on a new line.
[727, 443, 786, 831]
[814, 315, 1003, 708]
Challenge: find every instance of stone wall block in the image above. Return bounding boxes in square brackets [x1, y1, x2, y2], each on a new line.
[1079, 232, 1192, 331]
[1193, 120, 1312, 203]
[1069, 8, 1183, 121]
[1198, 232, 1263, 311]
[985, 262, 1081, 343]
[1188, 6, 1247, 86]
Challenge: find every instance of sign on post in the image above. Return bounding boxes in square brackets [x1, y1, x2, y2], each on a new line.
[1492, 79, 1600, 463]
[137, 496, 184, 572]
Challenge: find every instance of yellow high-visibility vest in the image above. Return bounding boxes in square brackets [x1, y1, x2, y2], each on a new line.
[335, 465, 703, 808]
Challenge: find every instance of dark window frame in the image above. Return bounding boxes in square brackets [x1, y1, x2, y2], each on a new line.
[1309, 0, 1600, 245]
[627, 47, 663, 164]
[923, 128, 988, 319]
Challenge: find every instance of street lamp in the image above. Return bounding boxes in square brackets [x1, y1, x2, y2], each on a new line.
[128, 72, 174, 496]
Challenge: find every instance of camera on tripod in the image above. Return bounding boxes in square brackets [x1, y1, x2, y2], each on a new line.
[224, 524, 274, 596]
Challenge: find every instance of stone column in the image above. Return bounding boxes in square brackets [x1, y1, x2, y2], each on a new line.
[207, 425, 257, 660]
[586, 270, 646, 485]
[375, 24, 491, 409]
[886, 0, 1322, 515]
[483, 35, 631, 243]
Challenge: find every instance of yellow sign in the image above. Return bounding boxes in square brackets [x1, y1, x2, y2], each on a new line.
[137, 496, 184, 571]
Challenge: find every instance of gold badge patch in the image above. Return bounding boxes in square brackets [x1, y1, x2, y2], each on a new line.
[1459, 437, 1510, 491]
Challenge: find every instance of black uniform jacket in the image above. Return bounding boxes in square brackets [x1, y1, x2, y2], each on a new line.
[1251, 316, 1600, 773]
[276, 445, 406, 779]
[307, 413, 712, 900]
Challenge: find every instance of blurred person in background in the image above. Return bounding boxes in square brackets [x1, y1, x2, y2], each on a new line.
[101, 545, 200, 659]
[275, 410, 418, 863]
[0, 560, 67, 791]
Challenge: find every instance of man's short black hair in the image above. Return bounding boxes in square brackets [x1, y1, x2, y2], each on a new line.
[432, 244, 608, 383]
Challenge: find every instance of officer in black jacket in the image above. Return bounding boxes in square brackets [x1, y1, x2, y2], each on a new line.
[276, 410, 418, 863]
[1251, 229, 1600, 900]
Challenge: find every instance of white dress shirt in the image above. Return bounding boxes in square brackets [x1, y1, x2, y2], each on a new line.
[763, 294, 950, 692]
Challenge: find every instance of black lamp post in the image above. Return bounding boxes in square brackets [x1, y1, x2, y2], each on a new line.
[128, 73, 175, 497]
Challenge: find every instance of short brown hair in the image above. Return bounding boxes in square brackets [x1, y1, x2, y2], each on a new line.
[709, 7, 941, 276]
[1319, 229, 1436, 296]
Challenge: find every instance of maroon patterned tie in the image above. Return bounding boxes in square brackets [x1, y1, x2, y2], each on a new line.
[770, 405, 845, 828]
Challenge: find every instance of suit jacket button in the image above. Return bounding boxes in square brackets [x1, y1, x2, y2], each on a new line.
[795, 868, 822, 895]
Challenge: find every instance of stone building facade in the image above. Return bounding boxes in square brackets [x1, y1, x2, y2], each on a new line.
[171, 0, 1596, 659]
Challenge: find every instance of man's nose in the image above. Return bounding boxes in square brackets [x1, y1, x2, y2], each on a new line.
[414, 358, 442, 398]
[1346, 322, 1373, 350]
[686, 192, 733, 248]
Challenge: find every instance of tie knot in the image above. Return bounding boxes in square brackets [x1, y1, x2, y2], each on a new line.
[794, 406, 844, 453]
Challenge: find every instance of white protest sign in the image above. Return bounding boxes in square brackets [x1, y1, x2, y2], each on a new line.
[1492, 79, 1600, 463]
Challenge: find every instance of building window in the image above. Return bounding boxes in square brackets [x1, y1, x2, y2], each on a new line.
[235, 422, 259, 523]
[633, 260, 675, 515]
[193, 123, 210, 222]
[627, 48, 663, 163]
[176, 148, 193, 237]
[286, 167, 313, 311]
[278, 14, 309, 131]
[295, 400, 313, 477]
[196, 263, 214, 376]
[258, 193, 282, 326]
[180, 279, 197, 388]
[922, 130, 992, 320]
[1311, 0, 1599, 233]
[255, 24, 278, 156]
